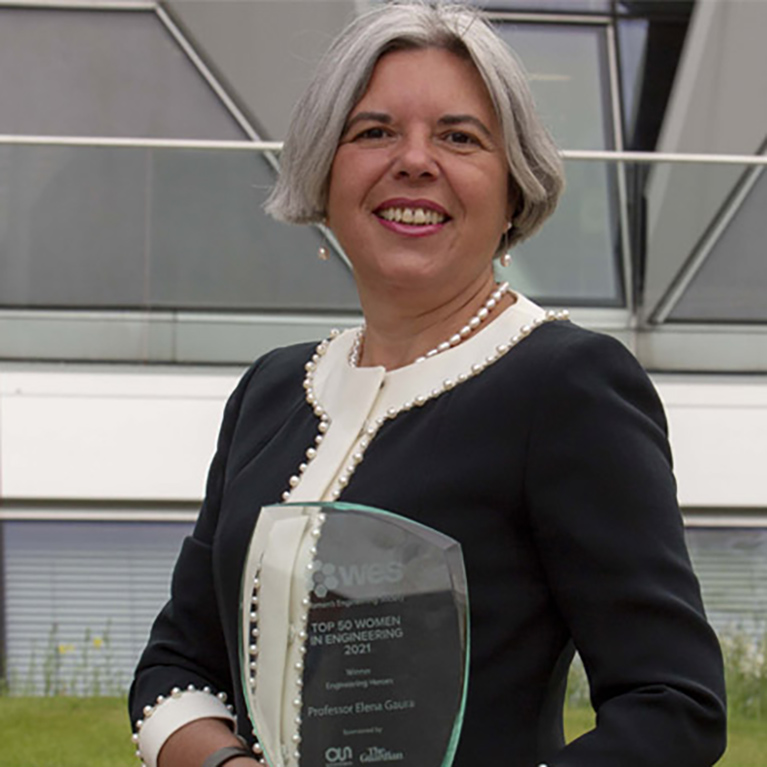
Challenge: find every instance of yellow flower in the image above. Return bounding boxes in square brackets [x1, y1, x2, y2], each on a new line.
[57, 643, 75, 655]
[93, 637, 104, 649]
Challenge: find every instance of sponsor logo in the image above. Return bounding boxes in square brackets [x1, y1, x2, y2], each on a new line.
[310, 559, 404, 598]
[360, 746, 405, 763]
[325, 746, 353, 765]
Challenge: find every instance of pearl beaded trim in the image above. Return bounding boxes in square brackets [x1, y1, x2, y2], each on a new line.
[280, 333, 338, 503]
[244, 564, 272, 765]
[282, 308, 569, 503]
[244, 513, 324, 767]
[246, 567, 261, 693]
[132, 684, 242, 765]
[349, 282, 510, 367]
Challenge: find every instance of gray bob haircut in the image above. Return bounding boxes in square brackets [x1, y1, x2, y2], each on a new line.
[264, 1, 564, 249]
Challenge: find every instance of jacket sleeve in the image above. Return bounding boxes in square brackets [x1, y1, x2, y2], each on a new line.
[525, 329, 726, 767]
[128, 361, 260, 766]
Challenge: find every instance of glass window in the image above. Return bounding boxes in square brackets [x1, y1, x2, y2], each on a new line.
[616, 17, 649, 144]
[0, 145, 359, 313]
[493, 23, 624, 306]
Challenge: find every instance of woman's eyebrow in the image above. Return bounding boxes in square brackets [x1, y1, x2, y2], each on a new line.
[342, 111, 392, 134]
[438, 114, 493, 139]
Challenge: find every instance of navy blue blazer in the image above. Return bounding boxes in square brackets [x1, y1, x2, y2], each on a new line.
[131, 321, 726, 767]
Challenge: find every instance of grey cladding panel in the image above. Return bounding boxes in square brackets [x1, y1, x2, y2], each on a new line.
[0, 7, 246, 139]
[0, 146, 148, 308]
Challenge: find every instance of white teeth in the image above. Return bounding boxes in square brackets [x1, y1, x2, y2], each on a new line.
[378, 207, 446, 225]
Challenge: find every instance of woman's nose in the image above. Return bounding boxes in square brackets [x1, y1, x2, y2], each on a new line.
[393, 134, 438, 179]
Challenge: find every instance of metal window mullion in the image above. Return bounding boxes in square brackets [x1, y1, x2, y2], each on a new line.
[605, 20, 634, 320]
[153, 5, 261, 144]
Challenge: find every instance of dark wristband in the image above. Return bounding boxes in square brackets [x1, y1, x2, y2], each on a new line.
[201, 745, 255, 767]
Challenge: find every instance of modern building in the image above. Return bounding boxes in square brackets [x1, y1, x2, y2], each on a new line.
[0, 0, 765, 693]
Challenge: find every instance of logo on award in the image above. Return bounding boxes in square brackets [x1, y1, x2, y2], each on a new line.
[324, 745, 354, 766]
[311, 561, 341, 598]
[310, 559, 405, 598]
[360, 746, 405, 763]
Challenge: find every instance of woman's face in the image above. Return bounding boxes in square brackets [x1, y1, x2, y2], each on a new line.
[326, 47, 511, 303]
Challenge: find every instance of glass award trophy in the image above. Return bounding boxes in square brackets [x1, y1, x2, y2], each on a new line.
[239, 502, 469, 767]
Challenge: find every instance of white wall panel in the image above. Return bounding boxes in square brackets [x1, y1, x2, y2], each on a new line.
[656, 377, 767, 508]
[0, 368, 240, 500]
[1, 367, 766, 508]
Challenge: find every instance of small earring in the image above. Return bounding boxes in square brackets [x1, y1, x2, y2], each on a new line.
[499, 220, 513, 267]
[318, 218, 330, 261]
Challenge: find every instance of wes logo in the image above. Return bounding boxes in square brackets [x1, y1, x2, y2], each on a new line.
[310, 559, 404, 598]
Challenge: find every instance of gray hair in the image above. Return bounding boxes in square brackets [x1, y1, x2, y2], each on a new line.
[265, 1, 564, 249]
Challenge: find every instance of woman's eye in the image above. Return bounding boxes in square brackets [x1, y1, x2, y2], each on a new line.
[354, 127, 389, 141]
[445, 131, 479, 146]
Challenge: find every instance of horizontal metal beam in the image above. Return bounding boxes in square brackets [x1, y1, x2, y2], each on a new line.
[0, 509, 198, 522]
[0, 309, 362, 364]
[1, 136, 766, 166]
[0, 135, 283, 151]
[0, 0, 155, 9]
[562, 150, 767, 165]
[637, 324, 767, 373]
[3, 507, 763, 527]
[485, 12, 610, 25]
[684, 512, 767, 529]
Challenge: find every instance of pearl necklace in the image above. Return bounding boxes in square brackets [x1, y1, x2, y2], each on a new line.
[349, 282, 510, 368]
[284, 306, 569, 504]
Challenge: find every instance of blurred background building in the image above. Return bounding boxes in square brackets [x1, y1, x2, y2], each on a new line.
[0, 0, 765, 693]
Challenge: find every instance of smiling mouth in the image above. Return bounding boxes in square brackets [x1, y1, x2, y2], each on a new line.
[375, 206, 450, 226]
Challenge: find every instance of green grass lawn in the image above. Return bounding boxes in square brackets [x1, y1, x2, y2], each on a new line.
[0, 697, 763, 767]
[0, 697, 135, 767]
[566, 705, 767, 767]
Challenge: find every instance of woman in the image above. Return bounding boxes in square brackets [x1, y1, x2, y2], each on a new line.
[130, 4, 726, 767]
